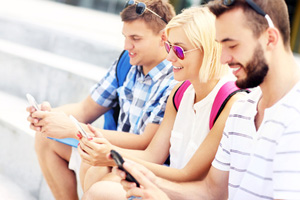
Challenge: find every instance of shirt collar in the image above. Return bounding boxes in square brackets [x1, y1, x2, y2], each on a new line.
[145, 59, 173, 82]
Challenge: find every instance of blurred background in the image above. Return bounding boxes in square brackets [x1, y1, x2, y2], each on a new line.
[52, 0, 300, 53]
[0, 0, 299, 199]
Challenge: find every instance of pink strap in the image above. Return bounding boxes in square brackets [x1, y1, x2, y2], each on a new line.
[173, 80, 191, 111]
[209, 81, 239, 129]
[174, 80, 242, 130]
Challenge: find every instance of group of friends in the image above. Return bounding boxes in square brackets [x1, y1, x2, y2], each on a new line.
[26, 0, 300, 199]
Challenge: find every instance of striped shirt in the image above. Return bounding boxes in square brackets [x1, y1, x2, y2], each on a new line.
[91, 58, 176, 135]
[212, 82, 300, 200]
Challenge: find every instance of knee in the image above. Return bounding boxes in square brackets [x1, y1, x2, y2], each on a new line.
[82, 183, 100, 200]
[34, 132, 50, 156]
[82, 181, 126, 200]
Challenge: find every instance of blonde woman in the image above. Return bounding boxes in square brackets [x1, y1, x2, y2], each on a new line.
[78, 6, 246, 199]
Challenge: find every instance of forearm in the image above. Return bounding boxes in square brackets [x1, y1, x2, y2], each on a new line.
[156, 167, 228, 200]
[92, 123, 160, 150]
[157, 177, 209, 200]
[54, 103, 93, 123]
[100, 129, 149, 149]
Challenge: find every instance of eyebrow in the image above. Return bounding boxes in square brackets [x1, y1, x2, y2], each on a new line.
[167, 40, 186, 46]
[216, 38, 236, 43]
[122, 32, 142, 38]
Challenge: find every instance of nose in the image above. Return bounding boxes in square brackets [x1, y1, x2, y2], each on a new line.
[220, 47, 232, 65]
[124, 38, 134, 51]
[166, 48, 178, 63]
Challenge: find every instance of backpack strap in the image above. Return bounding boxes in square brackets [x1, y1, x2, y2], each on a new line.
[173, 80, 249, 130]
[209, 81, 249, 129]
[103, 50, 132, 130]
[116, 50, 131, 85]
[173, 80, 191, 111]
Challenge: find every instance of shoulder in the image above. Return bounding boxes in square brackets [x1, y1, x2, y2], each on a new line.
[167, 82, 185, 104]
[230, 87, 260, 111]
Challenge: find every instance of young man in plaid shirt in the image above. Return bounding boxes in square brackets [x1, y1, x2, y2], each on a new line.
[27, 0, 176, 199]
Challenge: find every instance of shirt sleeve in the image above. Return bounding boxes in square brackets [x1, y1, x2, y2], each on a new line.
[212, 128, 231, 171]
[90, 59, 119, 108]
[273, 118, 300, 199]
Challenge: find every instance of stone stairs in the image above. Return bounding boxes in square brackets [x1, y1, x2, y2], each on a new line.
[0, 0, 123, 199]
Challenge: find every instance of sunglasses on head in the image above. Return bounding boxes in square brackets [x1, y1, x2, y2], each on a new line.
[164, 41, 200, 60]
[222, 0, 274, 28]
[124, 0, 168, 24]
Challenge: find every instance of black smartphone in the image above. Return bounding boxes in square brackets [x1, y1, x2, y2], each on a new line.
[110, 150, 140, 187]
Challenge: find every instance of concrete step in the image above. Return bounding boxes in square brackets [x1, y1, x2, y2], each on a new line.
[0, 174, 36, 200]
[0, 0, 123, 67]
[0, 91, 54, 200]
[0, 38, 108, 107]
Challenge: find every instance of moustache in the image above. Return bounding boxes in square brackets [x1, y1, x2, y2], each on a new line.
[228, 63, 243, 67]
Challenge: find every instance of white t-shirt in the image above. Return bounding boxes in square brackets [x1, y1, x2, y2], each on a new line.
[213, 82, 300, 200]
[169, 77, 231, 169]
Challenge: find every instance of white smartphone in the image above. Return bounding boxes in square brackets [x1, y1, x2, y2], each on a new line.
[26, 93, 40, 111]
[69, 115, 89, 138]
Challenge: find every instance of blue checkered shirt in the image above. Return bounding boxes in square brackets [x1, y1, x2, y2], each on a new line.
[90, 59, 176, 135]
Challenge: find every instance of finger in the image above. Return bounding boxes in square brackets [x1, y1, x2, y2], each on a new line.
[112, 166, 127, 179]
[32, 111, 47, 119]
[26, 106, 36, 113]
[87, 124, 104, 138]
[106, 151, 113, 160]
[30, 123, 41, 132]
[120, 179, 137, 192]
[41, 101, 51, 111]
[78, 139, 94, 155]
[76, 132, 83, 140]
[123, 162, 156, 188]
[78, 145, 93, 164]
[27, 115, 38, 124]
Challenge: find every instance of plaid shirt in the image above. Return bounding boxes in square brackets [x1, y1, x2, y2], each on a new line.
[91, 59, 176, 135]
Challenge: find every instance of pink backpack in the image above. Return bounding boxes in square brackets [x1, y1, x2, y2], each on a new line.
[173, 80, 248, 129]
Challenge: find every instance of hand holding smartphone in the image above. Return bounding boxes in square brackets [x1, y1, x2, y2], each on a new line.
[69, 115, 90, 138]
[110, 149, 140, 187]
[26, 93, 40, 111]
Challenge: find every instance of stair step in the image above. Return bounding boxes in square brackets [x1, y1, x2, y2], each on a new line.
[0, 91, 54, 200]
[0, 0, 123, 67]
[0, 39, 107, 107]
[0, 174, 37, 200]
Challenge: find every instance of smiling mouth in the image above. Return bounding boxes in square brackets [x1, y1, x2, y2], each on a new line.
[232, 67, 241, 72]
[173, 66, 183, 70]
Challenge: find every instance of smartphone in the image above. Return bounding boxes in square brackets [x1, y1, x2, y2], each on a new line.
[69, 115, 90, 138]
[110, 149, 140, 187]
[26, 93, 40, 111]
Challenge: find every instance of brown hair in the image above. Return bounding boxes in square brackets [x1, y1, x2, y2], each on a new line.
[208, 0, 291, 48]
[120, 0, 176, 34]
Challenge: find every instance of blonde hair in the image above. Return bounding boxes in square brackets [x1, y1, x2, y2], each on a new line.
[165, 6, 229, 82]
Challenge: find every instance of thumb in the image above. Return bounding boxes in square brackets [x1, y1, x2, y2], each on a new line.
[87, 124, 104, 138]
[41, 101, 52, 112]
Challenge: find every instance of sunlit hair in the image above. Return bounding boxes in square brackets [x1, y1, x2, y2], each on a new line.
[208, 0, 290, 49]
[165, 6, 229, 82]
[121, 0, 175, 34]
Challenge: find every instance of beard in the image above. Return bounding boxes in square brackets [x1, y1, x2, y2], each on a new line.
[235, 44, 269, 89]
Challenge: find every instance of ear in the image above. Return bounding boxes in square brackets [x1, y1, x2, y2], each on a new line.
[266, 27, 279, 50]
[159, 29, 167, 45]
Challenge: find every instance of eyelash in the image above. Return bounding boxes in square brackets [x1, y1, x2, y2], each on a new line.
[229, 44, 237, 49]
[133, 38, 141, 41]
